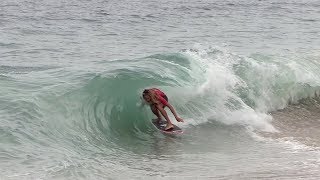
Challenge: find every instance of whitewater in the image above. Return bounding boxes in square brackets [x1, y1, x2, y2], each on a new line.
[1, 0, 320, 179]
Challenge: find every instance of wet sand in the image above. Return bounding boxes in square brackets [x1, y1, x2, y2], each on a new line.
[263, 97, 320, 147]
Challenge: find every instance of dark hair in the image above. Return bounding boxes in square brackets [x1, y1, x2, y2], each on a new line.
[142, 89, 149, 95]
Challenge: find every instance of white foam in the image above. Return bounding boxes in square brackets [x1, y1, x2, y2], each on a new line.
[165, 44, 320, 132]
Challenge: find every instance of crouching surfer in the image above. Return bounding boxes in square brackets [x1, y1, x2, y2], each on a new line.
[142, 88, 184, 131]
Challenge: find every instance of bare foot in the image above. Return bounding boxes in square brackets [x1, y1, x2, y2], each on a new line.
[164, 123, 174, 131]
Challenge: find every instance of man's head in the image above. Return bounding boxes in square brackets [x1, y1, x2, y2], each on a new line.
[142, 89, 151, 103]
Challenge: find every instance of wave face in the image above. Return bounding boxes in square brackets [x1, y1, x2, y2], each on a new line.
[1, 45, 320, 178]
[20, 45, 319, 150]
[74, 45, 320, 134]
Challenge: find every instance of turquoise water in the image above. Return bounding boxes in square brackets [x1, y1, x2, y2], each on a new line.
[1, 0, 320, 179]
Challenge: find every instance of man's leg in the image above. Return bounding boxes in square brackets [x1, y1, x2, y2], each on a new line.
[150, 105, 162, 123]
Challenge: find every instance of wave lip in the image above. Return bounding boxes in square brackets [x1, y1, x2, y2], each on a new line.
[74, 45, 320, 136]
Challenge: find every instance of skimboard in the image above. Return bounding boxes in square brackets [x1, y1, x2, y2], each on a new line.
[152, 119, 183, 135]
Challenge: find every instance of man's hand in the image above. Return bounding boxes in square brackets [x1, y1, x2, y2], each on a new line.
[176, 117, 184, 122]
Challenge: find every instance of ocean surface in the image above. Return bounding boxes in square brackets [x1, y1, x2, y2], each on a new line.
[1, 0, 320, 179]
